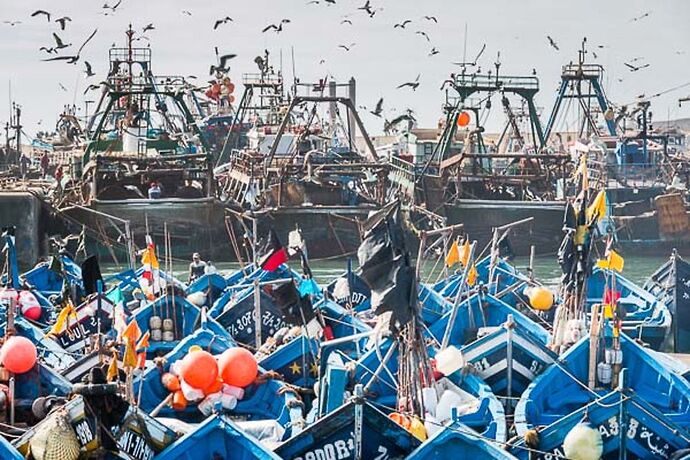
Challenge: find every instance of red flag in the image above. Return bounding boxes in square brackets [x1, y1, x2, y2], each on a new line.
[258, 229, 288, 272]
[603, 287, 621, 306]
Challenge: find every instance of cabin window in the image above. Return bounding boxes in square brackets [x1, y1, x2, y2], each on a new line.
[423, 143, 434, 155]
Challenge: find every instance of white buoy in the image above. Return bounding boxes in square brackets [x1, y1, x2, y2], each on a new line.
[434, 346, 465, 376]
[563, 423, 603, 460]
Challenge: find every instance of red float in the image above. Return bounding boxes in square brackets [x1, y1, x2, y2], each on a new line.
[179, 350, 218, 390]
[218, 347, 258, 388]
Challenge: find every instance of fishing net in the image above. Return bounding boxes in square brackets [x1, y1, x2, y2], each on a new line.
[29, 408, 81, 460]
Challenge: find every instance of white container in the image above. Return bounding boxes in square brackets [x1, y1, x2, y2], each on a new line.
[597, 362, 612, 385]
[149, 316, 162, 329]
[421, 387, 438, 417]
[222, 385, 245, 400]
[151, 329, 162, 342]
[186, 292, 206, 307]
[221, 394, 237, 410]
[198, 392, 222, 416]
[162, 319, 174, 332]
[434, 346, 465, 376]
[162, 331, 175, 342]
[180, 380, 204, 402]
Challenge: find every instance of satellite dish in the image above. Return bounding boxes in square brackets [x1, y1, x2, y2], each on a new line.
[604, 109, 615, 121]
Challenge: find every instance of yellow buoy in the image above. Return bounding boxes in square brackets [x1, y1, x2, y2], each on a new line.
[188, 345, 203, 353]
[408, 417, 428, 441]
[525, 286, 554, 311]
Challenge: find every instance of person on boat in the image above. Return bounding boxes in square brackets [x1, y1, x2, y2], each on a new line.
[189, 253, 207, 282]
[19, 153, 31, 179]
[40, 151, 50, 178]
[148, 181, 162, 199]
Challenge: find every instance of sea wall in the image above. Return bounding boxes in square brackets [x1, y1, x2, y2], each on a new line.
[0, 192, 43, 268]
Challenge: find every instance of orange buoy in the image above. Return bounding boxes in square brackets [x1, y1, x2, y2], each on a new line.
[456, 111, 471, 127]
[204, 377, 223, 395]
[161, 372, 181, 392]
[218, 348, 258, 388]
[179, 350, 218, 390]
[1, 336, 37, 374]
[172, 390, 188, 411]
[389, 412, 411, 430]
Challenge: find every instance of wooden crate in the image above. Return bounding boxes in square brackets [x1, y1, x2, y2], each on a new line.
[655, 193, 690, 239]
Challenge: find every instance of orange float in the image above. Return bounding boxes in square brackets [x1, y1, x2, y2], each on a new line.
[456, 111, 471, 127]
[172, 390, 188, 411]
[1, 336, 37, 374]
[204, 377, 223, 395]
[161, 372, 181, 392]
[179, 350, 218, 390]
[218, 348, 258, 388]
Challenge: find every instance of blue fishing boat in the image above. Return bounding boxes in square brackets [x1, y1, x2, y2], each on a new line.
[587, 267, 672, 349]
[135, 326, 304, 439]
[21, 252, 83, 299]
[49, 293, 115, 354]
[1, 316, 76, 370]
[644, 250, 690, 353]
[514, 332, 690, 437]
[274, 386, 422, 460]
[185, 272, 227, 308]
[155, 414, 281, 460]
[13, 360, 72, 418]
[350, 337, 507, 441]
[123, 293, 228, 357]
[509, 384, 690, 459]
[0, 437, 21, 459]
[408, 422, 517, 459]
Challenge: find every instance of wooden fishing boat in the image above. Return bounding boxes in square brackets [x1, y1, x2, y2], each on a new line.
[155, 414, 282, 460]
[408, 422, 517, 459]
[509, 386, 690, 459]
[21, 252, 83, 300]
[274, 386, 422, 460]
[644, 250, 690, 352]
[13, 395, 178, 460]
[134, 326, 304, 440]
[587, 267, 672, 349]
[514, 332, 690, 437]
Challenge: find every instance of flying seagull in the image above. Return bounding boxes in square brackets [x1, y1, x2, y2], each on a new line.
[181, 10, 192, 16]
[209, 53, 237, 74]
[338, 43, 355, 51]
[624, 62, 650, 72]
[415, 30, 430, 42]
[103, 0, 123, 12]
[143, 23, 155, 33]
[262, 19, 290, 33]
[370, 97, 384, 117]
[428, 47, 440, 56]
[394, 20, 411, 29]
[340, 19, 353, 25]
[358, 1, 374, 16]
[84, 61, 95, 77]
[397, 74, 421, 91]
[423, 15, 438, 23]
[547, 35, 559, 51]
[52, 32, 71, 50]
[54, 16, 71, 30]
[43, 28, 98, 64]
[214, 16, 233, 30]
[629, 12, 650, 22]
[31, 10, 51, 22]
[3, 21, 22, 26]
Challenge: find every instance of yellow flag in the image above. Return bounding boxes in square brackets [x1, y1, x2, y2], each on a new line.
[106, 352, 119, 382]
[597, 249, 624, 273]
[123, 337, 138, 368]
[467, 264, 478, 286]
[48, 303, 77, 336]
[122, 319, 141, 343]
[587, 190, 607, 223]
[136, 331, 150, 351]
[459, 240, 471, 267]
[445, 240, 460, 267]
[141, 246, 160, 270]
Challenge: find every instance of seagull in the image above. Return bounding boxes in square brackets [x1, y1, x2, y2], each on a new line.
[423, 15, 438, 23]
[262, 19, 290, 33]
[358, 1, 374, 16]
[428, 47, 440, 56]
[143, 23, 155, 33]
[39, 46, 57, 54]
[415, 30, 430, 42]
[83, 81, 110, 95]
[52, 33, 71, 50]
[3, 20, 22, 26]
[214, 16, 233, 29]
[103, 0, 123, 12]
[54, 16, 71, 30]
[624, 62, 650, 72]
[547, 35, 559, 51]
[43, 28, 98, 64]
[439, 77, 455, 91]
[84, 61, 95, 77]
[384, 111, 416, 134]
[31, 10, 51, 22]
[58, 83, 68, 92]
[181, 10, 192, 16]
[397, 74, 421, 91]
[370, 97, 383, 117]
[338, 43, 355, 51]
[209, 53, 237, 74]
[340, 19, 353, 25]
[592, 51, 598, 59]
[325, 0, 336, 3]
[394, 20, 411, 29]
[629, 12, 650, 22]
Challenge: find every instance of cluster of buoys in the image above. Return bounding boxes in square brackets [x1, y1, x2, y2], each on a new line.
[0, 336, 38, 374]
[149, 316, 175, 343]
[162, 346, 258, 414]
[205, 77, 235, 104]
[254, 325, 302, 361]
[0, 289, 42, 321]
[524, 285, 554, 311]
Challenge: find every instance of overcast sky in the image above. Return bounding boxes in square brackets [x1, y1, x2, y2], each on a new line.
[1, 0, 689, 139]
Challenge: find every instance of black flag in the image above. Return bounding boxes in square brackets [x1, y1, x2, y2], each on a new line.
[81, 255, 103, 296]
[272, 278, 315, 324]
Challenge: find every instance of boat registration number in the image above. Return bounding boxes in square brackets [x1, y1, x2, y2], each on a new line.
[117, 430, 155, 460]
